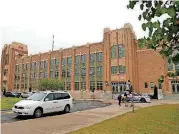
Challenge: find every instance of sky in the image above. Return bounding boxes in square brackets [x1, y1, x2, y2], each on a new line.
[0, 0, 147, 55]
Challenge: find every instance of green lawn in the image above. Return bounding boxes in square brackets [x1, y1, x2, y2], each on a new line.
[69, 104, 179, 134]
[0, 97, 22, 110]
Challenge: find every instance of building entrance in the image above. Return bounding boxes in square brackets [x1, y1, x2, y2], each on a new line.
[111, 82, 126, 94]
[171, 80, 179, 93]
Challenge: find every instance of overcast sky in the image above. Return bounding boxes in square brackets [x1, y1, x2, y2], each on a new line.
[0, 0, 147, 55]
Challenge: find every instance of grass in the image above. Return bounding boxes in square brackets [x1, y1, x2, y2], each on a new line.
[0, 97, 22, 110]
[69, 104, 179, 134]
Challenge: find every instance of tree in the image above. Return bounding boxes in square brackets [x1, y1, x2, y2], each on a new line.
[38, 79, 64, 91]
[127, 0, 179, 64]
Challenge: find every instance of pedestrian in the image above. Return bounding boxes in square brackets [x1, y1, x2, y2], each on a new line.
[124, 91, 128, 107]
[117, 94, 122, 106]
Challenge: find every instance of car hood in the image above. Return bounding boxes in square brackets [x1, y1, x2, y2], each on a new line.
[15, 100, 40, 106]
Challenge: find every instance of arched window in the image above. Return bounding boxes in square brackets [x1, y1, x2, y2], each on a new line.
[118, 44, 125, 58]
[111, 45, 117, 59]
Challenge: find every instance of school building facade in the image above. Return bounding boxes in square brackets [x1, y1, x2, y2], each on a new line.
[1, 23, 179, 97]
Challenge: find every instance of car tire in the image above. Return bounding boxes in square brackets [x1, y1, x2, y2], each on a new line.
[34, 108, 43, 118]
[140, 98, 146, 103]
[64, 105, 70, 113]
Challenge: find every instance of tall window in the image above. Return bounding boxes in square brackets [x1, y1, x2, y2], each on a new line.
[97, 81, 103, 90]
[81, 81, 86, 90]
[67, 82, 71, 90]
[119, 65, 125, 73]
[62, 58, 66, 66]
[55, 71, 59, 78]
[5, 54, 9, 64]
[97, 52, 102, 62]
[62, 69, 66, 77]
[75, 82, 79, 90]
[81, 68, 86, 76]
[67, 57, 72, 65]
[168, 63, 173, 71]
[50, 59, 55, 66]
[90, 67, 95, 76]
[90, 81, 95, 91]
[111, 66, 117, 74]
[111, 45, 117, 59]
[44, 60, 48, 68]
[97, 66, 102, 76]
[118, 44, 125, 58]
[75, 56, 80, 64]
[90, 53, 95, 62]
[81, 54, 86, 63]
[75, 69, 79, 76]
[67, 69, 71, 77]
[50, 71, 54, 78]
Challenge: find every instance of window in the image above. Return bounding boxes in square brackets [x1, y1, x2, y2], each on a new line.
[75, 82, 79, 90]
[50, 71, 54, 78]
[175, 63, 179, 71]
[81, 81, 86, 90]
[81, 68, 86, 76]
[44, 61, 48, 68]
[44, 72, 48, 78]
[40, 61, 44, 68]
[50, 59, 55, 65]
[5, 54, 9, 64]
[144, 82, 148, 88]
[4, 69, 8, 76]
[44, 93, 54, 101]
[62, 93, 71, 99]
[90, 53, 95, 62]
[25, 63, 29, 70]
[81, 54, 86, 63]
[90, 81, 95, 91]
[55, 71, 59, 78]
[119, 44, 125, 58]
[90, 67, 95, 76]
[75, 69, 79, 76]
[53, 93, 63, 100]
[97, 52, 102, 62]
[40, 72, 43, 78]
[168, 63, 173, 71]
[67, 69, 71, 77]
[75, 56, 80, 63]
[97, 66, 102, 76]
[150, 82, 154, 88]
[62, 58, 66, 65]
[55, 59, 59, 65]
[111, 45, 117, 58]
[97, 81, 103, 90]
[67, 82, 71, 90]
[111, 66, 117, 74]
[119, 65, 125, 73]
[67, 57, 72, 65]
[62, 69, 66, 77]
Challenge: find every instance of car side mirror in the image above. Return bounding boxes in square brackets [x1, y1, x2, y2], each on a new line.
[44, 98, 49, 101]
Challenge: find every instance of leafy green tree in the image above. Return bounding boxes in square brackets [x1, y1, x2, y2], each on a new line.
[38, 79, 64, 91]
[127, 0, 179, 64]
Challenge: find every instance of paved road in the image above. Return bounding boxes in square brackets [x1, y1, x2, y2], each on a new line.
[1, 100, 110, 124]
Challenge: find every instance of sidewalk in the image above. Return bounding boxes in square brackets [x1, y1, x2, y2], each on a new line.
[2, 100, 179, 134]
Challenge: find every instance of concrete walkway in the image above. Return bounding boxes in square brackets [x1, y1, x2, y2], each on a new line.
[1, 100, 179, 134]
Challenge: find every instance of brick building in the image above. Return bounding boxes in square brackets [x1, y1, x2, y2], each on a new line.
[1, 23, 179, 97]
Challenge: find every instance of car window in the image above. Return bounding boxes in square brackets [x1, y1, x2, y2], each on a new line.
[44, 93, 54, 101]
[53, 93, 63, 100]
[62, 93, 71, 99]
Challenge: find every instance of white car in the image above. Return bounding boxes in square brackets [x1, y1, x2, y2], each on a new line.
[12, 91, 73, 118]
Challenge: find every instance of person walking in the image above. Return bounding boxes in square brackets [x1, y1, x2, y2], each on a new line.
[124, 91, 128, 107]
[117, 94, 122, 106]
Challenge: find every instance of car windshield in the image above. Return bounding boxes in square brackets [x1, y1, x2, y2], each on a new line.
[26, 92, 47, 101]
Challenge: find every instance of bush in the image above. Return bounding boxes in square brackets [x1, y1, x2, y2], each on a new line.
[38, 79, 64, 91]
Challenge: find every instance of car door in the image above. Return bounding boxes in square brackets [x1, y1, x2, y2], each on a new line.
[53, 93, 63, 112]
[42, 93, 56, 113]
[61, 93, 71, 109]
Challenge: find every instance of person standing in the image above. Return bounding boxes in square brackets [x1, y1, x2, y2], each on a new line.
[117, 94, 122, 106]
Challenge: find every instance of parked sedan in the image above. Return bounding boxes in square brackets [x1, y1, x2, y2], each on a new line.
[127, 92, 151, 103]
[21, 92, 34, 98]
[5, 92, 16, 97]
[14, 92, 22, 98]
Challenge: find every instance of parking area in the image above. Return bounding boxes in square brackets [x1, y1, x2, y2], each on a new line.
[1, 100, 111, 124]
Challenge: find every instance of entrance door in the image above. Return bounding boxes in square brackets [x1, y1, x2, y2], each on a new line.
[171, 81, 179, 93]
